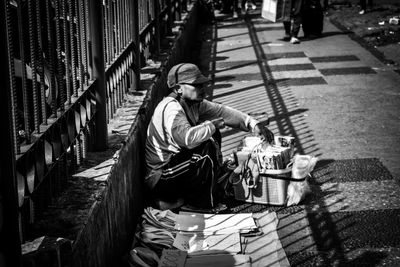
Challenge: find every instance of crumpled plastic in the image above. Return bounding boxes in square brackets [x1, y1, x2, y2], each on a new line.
[286, 155, 318, 206]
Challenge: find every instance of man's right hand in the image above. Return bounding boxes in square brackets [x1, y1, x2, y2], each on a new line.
[211, 117, 225, 129]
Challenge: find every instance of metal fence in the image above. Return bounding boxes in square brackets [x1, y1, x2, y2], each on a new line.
[0, 0, 190, 264]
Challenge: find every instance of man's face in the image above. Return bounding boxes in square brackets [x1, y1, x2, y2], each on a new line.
[180, 83, 206, 102]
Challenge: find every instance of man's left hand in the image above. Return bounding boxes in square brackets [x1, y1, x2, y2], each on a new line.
[253, 124, 274, 143]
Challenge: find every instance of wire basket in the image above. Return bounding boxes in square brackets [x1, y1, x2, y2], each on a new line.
[233, 168, 292, 205]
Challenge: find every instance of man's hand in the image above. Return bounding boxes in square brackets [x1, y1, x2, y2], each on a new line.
[211, 117, 225, 129]
[253, 123, 274, 143]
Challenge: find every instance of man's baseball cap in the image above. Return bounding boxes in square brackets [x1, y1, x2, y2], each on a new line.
[167, 63, 211, 88]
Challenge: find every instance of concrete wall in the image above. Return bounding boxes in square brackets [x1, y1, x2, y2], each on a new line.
[71, 3, 201, 267]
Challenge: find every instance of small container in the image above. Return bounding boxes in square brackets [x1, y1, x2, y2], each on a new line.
[234, 168, 292, 205]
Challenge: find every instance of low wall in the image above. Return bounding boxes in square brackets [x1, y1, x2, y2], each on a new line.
[69, 2, 201, 267]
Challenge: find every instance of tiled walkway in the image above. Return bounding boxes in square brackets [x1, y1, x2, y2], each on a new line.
[197, 6, 400, 266]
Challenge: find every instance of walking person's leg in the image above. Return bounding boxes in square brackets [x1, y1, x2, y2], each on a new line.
[290, 14, 302, 44]
[232, 0, 239, 17]
[359, 0, 366, 14]
[283, 21, 291, 40]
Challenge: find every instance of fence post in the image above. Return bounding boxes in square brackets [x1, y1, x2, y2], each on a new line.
[182, 0, 188, 12]
[0, 1, 22, 266]
[131, 0, 140, 91]
[166, 0, 173, 34]
[154, 0, 161, 55]
[89, 0, 107, 150]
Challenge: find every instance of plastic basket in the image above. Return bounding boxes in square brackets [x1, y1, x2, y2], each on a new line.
[233, 168, 294, 205]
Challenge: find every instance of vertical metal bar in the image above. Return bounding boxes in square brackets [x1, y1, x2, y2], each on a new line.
[166, 0, 172, 34]
[154, 0, 160, 55]
[28, 0, 40, 134]
[117, 74, 121, 107]
[103, 0, 109, 65]
[17, 0, 31, 143]
[90, 0, 107, 150]
[76, 135, 81, 165]
[108, 0, 114, 61]
[63, 0, 71, 105]
[132, 0, 140, 91]
[122, 71, 126, 101]
[112, 82, 117, 115]
[1, 0, 23, 264]
[46, 0, 58, 117]
[116, 0, 121, 52]
[113, 0, 118, 53]
[123, 0, 127, 47]
[82, 129, 87, 159]
[127, 0, 131, 42]
[82, 0, 88, 86]
[178, 0, 182, 20]
[69, 0, 78, 97]
[6, 0, 20, 153]
[36, 1, 48, 124]
[119, 0, 124, 49]
[75, 0, 83, 92]
[139, 0, 142, 30]
[121, 0, 126, 48]
[183, 0, 188, 12]
[55, 0, 66, 111]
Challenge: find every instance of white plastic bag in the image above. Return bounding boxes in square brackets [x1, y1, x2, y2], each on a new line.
[286, 155, 318, 206]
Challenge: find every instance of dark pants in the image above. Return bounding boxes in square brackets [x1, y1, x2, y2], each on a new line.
[283, 14, 302, 38]
[360, 0, 373, 10]
[152, 138, 221, 208]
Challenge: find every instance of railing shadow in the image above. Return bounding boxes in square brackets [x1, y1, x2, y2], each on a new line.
[193, 9, 360, 266]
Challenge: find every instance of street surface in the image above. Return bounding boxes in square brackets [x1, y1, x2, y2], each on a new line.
[196, 7, 400, 266]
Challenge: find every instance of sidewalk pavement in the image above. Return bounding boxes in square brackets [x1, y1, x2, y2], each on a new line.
[196, 6, 400, 266]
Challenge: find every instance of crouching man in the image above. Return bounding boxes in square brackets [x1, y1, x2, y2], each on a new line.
[145, 63, 274, 210]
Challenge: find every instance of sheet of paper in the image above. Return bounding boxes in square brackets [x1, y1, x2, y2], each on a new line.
[176, 212, 257, 234]
[173, 232, 241, 255]
[242, 211, 290, 267]
[21, 236, 45, 255]
[159, 249, 187, 267]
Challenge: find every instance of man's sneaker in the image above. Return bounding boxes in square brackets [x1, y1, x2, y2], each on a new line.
[233, 11, 239, 18]
[290, 37, 300, 44]
[250, 2, 257, 10]
[359, 9, 365, 15]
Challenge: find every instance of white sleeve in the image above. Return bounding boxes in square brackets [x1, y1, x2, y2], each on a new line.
[164, 101, 216, 149]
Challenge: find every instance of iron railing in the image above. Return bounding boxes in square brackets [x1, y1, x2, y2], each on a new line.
[1, 0, 191, 262]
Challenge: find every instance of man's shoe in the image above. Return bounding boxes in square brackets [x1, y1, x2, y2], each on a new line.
[154, 198, 184, 211]
[290, 37, 300, 44]
[250, 2, 257, 10]
[359, 9, 365, 15]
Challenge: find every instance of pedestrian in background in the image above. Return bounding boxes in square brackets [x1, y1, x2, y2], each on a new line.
[232, 0, 257, 18]
[302, 0, 324, 38]
[282, 0, 293, 41]
[359, 0, 373, 15]
[282, 0, 303, 44]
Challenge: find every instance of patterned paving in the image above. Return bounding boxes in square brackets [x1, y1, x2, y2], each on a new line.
[200, 10, 400, 266]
